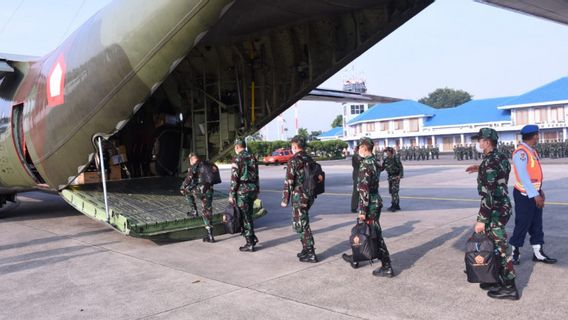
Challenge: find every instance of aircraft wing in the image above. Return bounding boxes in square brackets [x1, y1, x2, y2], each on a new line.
[304, 88, 401, 104]
[0, 53, 39, 78]
[476, 0, 568, 25]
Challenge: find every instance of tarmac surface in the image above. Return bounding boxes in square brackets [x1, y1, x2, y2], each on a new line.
[1, 156, 567, 320]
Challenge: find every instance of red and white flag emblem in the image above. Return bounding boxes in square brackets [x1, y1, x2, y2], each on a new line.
[47, 54, 66, 107]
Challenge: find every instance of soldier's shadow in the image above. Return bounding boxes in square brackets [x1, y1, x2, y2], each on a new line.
[316, 219, 422, 262]
[390, 226, 469, 276]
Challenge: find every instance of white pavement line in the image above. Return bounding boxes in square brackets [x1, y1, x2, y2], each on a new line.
[260, 189, 568, 206]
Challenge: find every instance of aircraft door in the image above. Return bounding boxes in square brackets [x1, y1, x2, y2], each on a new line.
[11, 104, 45, 184]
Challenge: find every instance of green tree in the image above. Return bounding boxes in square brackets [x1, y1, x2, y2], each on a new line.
[419, 88, 472, 109]
[331, 115, 343, 128]
[297, 128, 309, 138]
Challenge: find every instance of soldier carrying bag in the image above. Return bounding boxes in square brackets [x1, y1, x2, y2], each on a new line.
[348, 219, 380, 268]
[464, 232, 499, 283]
[199, 161, 222, 185]
[302, 160, 325, 197]
[223, 205, 242, 234]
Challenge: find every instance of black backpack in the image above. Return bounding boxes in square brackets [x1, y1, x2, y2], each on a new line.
[349, 220, 380, 265]
[464, 232, 499, 283]
[200, 161, 222, 185]
[302, 160, 325, 197]
[223, 205, 242, 234]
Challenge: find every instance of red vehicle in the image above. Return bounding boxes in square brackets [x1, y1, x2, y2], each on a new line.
[263, 148, 294, 165]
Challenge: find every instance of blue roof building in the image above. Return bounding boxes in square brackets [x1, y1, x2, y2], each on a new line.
[348, 100, 435, 125]
[319, 127, 344, 141]
[342, 77, 568, 152]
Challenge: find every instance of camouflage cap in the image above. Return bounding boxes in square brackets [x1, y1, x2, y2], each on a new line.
[471, 128, 498, 142]
[358, 137, 374, 149]
[290, 135, 307, 148]
[234, 138, 246, 148]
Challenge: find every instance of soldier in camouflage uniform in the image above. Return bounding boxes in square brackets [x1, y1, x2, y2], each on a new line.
[351, 145, 361, 213]
[343, 137, 394, 277]
[229, 138, 260, 252]
[180, 153, 215, 243]
[384, 147, 404, 212]
[466, 128, 518, 300]
[281, 135, 319, 263]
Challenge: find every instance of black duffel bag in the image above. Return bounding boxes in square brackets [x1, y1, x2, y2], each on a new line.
[349, 219, 380, 266]
[465, 232, 499, 283]
[223, 205, 242, 234]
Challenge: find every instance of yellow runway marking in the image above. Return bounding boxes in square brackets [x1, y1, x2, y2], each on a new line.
[261, 190, 568, 206]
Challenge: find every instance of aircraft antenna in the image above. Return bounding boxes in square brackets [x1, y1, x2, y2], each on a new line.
[60, 0, 86, 42]
[0, 0, 25, 35]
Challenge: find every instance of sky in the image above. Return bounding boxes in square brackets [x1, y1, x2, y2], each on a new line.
[1, 0, 568, 140]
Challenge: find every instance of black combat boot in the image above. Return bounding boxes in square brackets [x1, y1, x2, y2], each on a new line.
[342, 253, 359, 268]
[372, 260, 395, 278]
[512, 246, 520, 265]
[202, 228, 215, 243]
[299, 247, 318, 263]
[487, 279, 519, 300]
[479, 282, 501, 291]
[532, 245, 557, 264]
[187, 208, 198, 217]
[388, 205, 396, 212]
[239, 236, 255, 252]
[394, 204, 401, 211]
[297, 247, 309, 258]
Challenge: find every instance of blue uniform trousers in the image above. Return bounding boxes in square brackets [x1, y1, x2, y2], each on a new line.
[509, 188, 544, 247]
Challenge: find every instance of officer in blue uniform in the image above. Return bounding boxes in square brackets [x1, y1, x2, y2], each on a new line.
[509, 125, 557, 265]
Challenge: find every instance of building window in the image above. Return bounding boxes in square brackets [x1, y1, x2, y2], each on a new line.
[380, 121, 389, 131]
[550, 106, 565, 122]
[534, 108, 548, 124]
[394, 120, 403, 130]
[515, 109, 529, 125]
[366, 123, 375, 132]
[350, 104, 365, 115]
[357, 124, 362, 134]
[409, 118, 419, 132]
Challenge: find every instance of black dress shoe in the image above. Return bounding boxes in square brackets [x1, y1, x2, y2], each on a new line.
[479, 283, 501, 291]
[512, 246, 520, 265]
[533, 252, 557, 264]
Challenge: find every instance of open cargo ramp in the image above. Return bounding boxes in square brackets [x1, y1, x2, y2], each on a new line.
[60, 176, 267, 241]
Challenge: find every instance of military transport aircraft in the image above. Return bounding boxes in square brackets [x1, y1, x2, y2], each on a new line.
[1, 0, 561, 240]
[0, 0, 431, 240]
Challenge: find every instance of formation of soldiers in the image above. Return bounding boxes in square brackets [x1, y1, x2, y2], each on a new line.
[397, 146, 439, 161]
[178, 128, 559, 301]
[533, 140, 568, 159]
[455, 140, 568, 160]
[453, 144, 484, 161]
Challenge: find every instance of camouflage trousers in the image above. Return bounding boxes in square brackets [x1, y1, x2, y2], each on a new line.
[388, 176, 400, 206]
[236, 192, 256, 238]
[291, 191, 315, 249]
[351, 179, 359, 212]
[485, 212, 516, 281]
[186, 188, 214, 229]
[364, 194, 390, 263]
